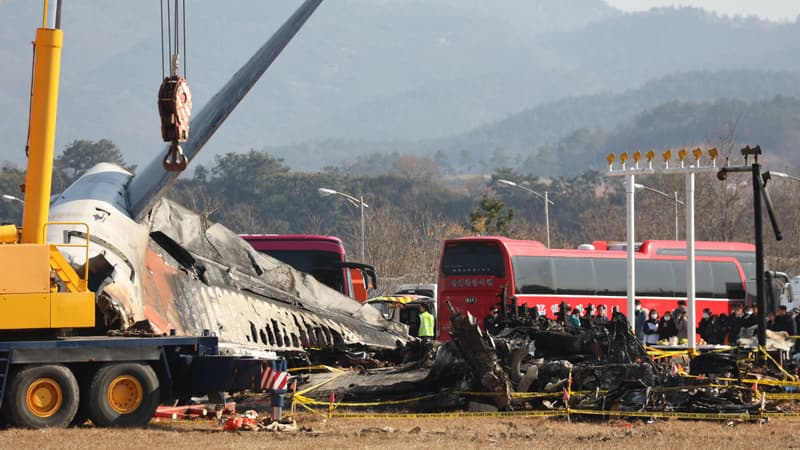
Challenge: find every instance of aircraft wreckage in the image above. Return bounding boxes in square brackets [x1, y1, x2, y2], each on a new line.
[42, 0, 410, 365]
[292, 308, 799, 417]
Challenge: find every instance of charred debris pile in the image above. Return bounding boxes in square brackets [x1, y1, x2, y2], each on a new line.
[292, 307, 799, 418]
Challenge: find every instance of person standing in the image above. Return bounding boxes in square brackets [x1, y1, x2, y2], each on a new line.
[675, 310, 689, 345]
[418, 303, 435, 344]
[728, 305, 744, 344]
[698, 309, 714, 344]
[568, 307, 582, 328]
[658, 311, 678, 344]
[483, 306, 502, 335]
[774, 305, 797, 336]
[672, 300, 687, 322]
[582, 304, 596, 328]
[635, 300, 648, 343]
[595, 304, 609, 325]
[644, 309, 660, 346]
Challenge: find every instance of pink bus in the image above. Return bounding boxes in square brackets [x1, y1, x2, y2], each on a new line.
[241, 234, 376, 301]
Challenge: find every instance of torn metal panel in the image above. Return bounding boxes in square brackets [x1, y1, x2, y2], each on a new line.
[448, 306, 512, 409]
[143, 198, 409, 353]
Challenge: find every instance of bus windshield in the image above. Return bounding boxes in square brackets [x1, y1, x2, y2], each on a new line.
[441, 242, 505, 277]
[261, 249, 346, 294]
[242, 234, 371, 300]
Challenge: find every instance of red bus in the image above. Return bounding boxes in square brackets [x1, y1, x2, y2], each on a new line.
[241, 234, 376, 301]
[436, 237, 754, 340]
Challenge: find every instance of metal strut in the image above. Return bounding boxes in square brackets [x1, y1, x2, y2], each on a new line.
[158, 0, 191, 172]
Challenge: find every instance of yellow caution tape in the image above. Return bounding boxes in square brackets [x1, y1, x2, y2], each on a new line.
[757, 346, 798, 382]
[456, 390, 581, 399]
[567, 408, 758, 421]
[293, 392, 440, 408]
[296, 408, 772, 421]
[763, 392, 800, 400]
[294, 371, 348, 396]
[677, 372, 800, 388]
[328, 410, 565, 419]
[288, 365, 344, 373]
[762, 411, 800, 418]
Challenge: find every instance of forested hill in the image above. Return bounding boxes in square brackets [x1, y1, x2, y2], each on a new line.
[268, 71, 800, 175]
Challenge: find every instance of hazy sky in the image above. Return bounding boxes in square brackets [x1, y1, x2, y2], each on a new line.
[606, 0, 800, 21]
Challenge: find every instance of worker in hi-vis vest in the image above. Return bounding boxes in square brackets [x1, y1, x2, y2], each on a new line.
[418, 303, 435, 344]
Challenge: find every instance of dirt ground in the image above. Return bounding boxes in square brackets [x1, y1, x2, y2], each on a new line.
[2, 415, 800, 450]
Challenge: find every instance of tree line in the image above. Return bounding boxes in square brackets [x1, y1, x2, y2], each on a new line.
[1, 139, 797, 294]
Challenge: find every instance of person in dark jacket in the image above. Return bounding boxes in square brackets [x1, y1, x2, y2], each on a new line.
[595, 304, 609, 325]
[741, 306, 757, 328]
[697, 308, 714, 344]
[634, 300, 648, 343]
[483, 306, 503, 335]
[658, 312, 678, 342]
[714, 314, 730, 345]
[773, 305, 797, 336]
[581, 304, 596, 329]
[728, 305, 744, 344]
[767, 311, 777, 331]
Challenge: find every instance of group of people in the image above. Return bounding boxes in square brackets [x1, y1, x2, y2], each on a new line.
[482, 302, 619, 336]
[565, 303, 614, 329]
[636, 300, 690, 345]
[696, 303, 796, 346]
[482, 299, 797, 348]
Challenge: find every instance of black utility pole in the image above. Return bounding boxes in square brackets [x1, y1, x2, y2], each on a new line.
[717, 146, 782, 348]
[752, 160, 766, 347]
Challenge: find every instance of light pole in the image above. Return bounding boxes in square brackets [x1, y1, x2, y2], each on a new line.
[1, 194, 25, 205]
[318, 187, 369, 262]
[495, 179, 554, 248]
[633, 183, 684, 240]
[763, 171, 800, 183]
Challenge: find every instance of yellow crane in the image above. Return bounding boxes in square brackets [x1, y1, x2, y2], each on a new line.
[1, 0, 94, 331]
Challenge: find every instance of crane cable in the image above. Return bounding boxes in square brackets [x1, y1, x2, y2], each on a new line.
[158, 0, 191, 172]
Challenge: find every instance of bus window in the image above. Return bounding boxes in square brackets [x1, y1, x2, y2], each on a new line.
[711, 262, 745, 299]
[694, 262, 714, 298]
[512, 256, 553, 294]
[552, 257, 596, 295]
[635, 260, 675, 297]
[671, 261, 687, 297]
[442, 243, 505, 277]
[593, 258, 626, 296]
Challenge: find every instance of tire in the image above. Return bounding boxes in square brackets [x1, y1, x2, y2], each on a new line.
[2, 364, 79, 428]
[87, 363, 160, 427]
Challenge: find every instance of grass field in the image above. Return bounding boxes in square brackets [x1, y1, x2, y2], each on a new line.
[2, 415, 800, 450]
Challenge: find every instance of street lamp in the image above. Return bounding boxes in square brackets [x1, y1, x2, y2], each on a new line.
[318, 187, 369, 262]
[633, 183, 684, 240]
[495, 179, 554, 248]
[763, 171, 800, 183]
[1, 194, 24, 205]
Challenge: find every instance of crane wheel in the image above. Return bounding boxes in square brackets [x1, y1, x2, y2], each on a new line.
[2, 364, 79, 428]
[87, 363, 159, 427]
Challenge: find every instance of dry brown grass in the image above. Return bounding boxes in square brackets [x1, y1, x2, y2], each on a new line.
[2, 415, 800, 450]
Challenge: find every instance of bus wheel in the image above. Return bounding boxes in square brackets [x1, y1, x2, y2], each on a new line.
[2, 364, 79, 428]
[87, 363, 159, 427]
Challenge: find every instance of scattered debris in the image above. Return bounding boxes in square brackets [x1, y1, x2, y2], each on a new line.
[285, 305, 800, 420]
